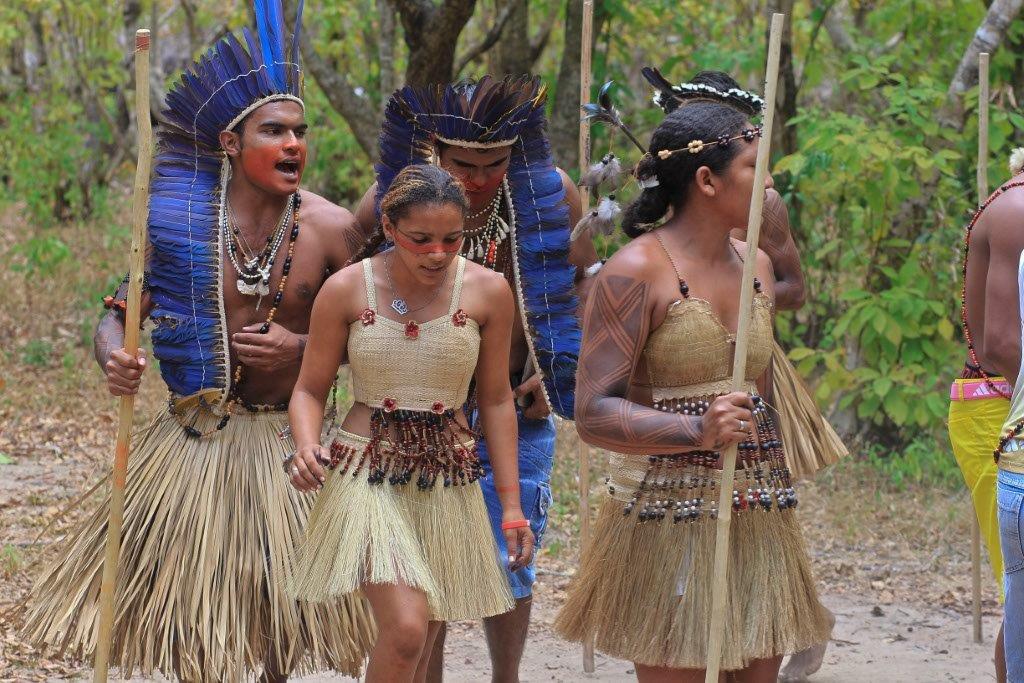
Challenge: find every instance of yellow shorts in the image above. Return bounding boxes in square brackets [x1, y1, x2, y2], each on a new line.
[949, 377, 1010, 597]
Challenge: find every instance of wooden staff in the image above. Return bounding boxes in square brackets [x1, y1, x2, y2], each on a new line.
[703, 14, 785, 682]
[577, 0, 595, 674]
[971, 51, 990, 646]
[92, 28, 153, 683]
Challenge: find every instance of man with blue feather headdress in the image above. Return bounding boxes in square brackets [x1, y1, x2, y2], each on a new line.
[19, 2, 373, 680]
[354, 75, 602, 681]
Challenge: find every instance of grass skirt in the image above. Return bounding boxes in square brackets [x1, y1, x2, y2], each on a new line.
[20, 409, 374, 681]
[772, 340, 849, 480]
[288, 429, 514, 621]
[555, 478, 831, 671]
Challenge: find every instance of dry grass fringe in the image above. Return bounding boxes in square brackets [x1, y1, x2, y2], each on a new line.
[772, 341, 849, 481]
[20, 409, 374, 682]
[555, 496, 832, 671]
[288, 429, 514, 622]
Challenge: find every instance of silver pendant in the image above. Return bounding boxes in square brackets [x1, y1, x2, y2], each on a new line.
[391, 298, 409, 315]
[237, 279, 259, 296]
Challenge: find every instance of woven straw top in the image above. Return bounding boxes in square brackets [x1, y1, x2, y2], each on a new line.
[643, 293, 774, 399]
[348, 256, 480, 412]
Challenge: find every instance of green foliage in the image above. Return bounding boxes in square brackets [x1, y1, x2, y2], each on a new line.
[20, 339, 53, 367]
[10, 235, 70, 279]
[864, 437, 964, 490]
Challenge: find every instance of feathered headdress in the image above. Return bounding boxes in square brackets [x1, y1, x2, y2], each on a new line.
[147, 0, 304, 405]
[375, 76, 581, 419]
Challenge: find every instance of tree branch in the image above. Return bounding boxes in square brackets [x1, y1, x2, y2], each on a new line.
[943, 0, 1024, 126]
[453, 0, 517, 77]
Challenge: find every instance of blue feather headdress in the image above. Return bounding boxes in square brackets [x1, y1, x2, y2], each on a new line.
[147, 0, 304, 406]
[375, 76, 581, 419]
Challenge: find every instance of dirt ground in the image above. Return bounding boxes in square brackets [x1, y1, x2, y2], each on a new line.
[0, 423, 1006, 681]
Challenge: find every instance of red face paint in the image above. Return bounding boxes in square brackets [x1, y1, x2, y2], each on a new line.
[234, 101, 307, 195]
[392, 227, 464, 254]
[461, 173, 505, 195]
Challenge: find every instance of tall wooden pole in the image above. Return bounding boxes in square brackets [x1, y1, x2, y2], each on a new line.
[577, 0, 595, 674]
[972, 51, 990, 647]
[703, 14, 785, 683]
[92, 28, 152, 683]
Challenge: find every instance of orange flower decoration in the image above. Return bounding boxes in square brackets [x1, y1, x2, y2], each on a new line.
[405, 320, 420, 339]
[359, 308, 376, 326]
[452, 309, 468, 326]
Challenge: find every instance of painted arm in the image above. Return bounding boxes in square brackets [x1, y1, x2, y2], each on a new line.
[574, 253, 753, 455]
[732, 189, 805, 311]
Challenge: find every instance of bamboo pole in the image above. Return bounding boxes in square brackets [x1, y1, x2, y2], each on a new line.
[577, 0, 595, 674]
[972, 51, 990, 646]
[703, 14, 785, 683]
[92, 28, 152, 683]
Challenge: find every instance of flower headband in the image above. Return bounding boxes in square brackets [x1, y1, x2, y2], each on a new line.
[656, 126, 762, 160]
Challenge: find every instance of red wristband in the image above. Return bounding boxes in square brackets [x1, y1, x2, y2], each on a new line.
[501, 519, 530, 530]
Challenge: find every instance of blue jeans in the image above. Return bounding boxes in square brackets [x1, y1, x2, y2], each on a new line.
[477, 411, 556, 600]
[999, 468, 1024, 681]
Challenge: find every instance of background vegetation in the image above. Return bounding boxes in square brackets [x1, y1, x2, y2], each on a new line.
[3, 0, 1023, 485]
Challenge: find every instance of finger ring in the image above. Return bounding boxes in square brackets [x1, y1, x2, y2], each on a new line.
[739, 420, 748, 432]
[291, 464, 300, 476]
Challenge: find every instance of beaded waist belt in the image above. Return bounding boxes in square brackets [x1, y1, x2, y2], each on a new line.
[608, 393, 795, 524]
[326, 402, 481, 489]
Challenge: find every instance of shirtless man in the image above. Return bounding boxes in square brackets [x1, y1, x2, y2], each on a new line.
[20, 7, 372, 679]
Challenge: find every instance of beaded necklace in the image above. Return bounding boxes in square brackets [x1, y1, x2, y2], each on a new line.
[960, 179, 1024, 461]
[174, 192, 301, 438]
[461, 177, 512, 268]
[960, 180, 1024, 403]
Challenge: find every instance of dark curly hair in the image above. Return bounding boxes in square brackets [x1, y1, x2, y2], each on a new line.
[350, 164, 469, 263]
[622, 101, 751, 238]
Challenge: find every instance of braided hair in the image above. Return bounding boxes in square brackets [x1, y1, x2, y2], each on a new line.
[622, 101, 750, 238]
[350, 164, 469, 263]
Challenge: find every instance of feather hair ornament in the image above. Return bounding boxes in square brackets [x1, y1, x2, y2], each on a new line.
[1011, 147, 1024, 176]
[580, 152, 624, 192]
[570, 194, 622, 241]
[148, 0, 304, 406]
[581, 81, 647, 153]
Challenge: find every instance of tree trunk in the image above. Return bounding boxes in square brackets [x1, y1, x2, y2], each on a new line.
[378, 0, 397, 99]
[549, 0, 583, 171]
[943, 0, 1024, 126]
[491, 0, 531, 77]
[766, 0, 797, 157]
[391, 0, 477, 86]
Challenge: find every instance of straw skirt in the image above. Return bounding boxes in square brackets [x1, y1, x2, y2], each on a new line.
[21, 409, 374, 682]
[772, 340, 849, 480]
[555, 458, 831, 671]
[288, 429, 514, 621]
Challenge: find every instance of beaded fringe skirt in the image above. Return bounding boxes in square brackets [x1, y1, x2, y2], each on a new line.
[20, 409, 374, 682]
[772, 340, 849, 480]
[555, 464, 831, 671]
[287, 428, 514, 622]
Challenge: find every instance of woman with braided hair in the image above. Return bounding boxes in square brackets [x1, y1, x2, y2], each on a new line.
[555, 100, 831, 681]
[286, 164, 534, 682]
